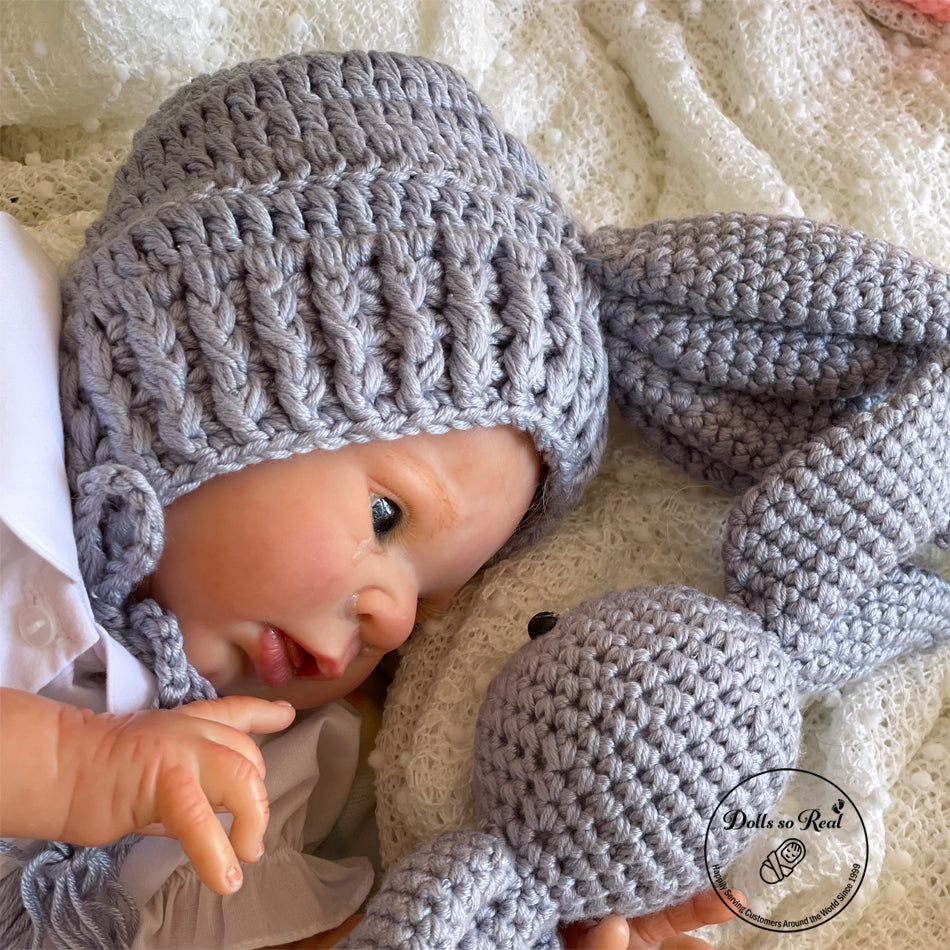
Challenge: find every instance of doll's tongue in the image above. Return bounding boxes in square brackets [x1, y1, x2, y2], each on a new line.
[257, 624, 304, 688]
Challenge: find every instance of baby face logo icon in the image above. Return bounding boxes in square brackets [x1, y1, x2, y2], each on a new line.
[760, 838, 806, 884]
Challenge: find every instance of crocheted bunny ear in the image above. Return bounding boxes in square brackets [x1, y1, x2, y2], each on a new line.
[583, 212, 949, 492]
[584, 212, 950, 690]
[724, 342, 950, 690]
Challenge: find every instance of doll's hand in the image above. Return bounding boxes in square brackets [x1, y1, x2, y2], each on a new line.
[60, 695, 295, 894]
[562, 889, 740, 950]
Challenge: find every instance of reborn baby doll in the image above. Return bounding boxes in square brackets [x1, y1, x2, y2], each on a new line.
[1, 49, 947, 950]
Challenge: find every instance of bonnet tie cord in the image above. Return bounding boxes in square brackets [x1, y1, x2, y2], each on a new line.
[70, 462, 216, 707]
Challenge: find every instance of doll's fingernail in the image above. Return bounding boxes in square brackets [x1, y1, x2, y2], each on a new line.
[225, 865, 243, 890]
[256, 840, 265, 858]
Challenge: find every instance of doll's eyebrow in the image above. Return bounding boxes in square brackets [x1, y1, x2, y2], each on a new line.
[384, 446, 458, 532]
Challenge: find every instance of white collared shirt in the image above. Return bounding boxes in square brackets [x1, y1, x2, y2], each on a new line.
[0, 212, 156, 713]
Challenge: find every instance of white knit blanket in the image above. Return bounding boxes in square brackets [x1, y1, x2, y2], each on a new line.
[3, 2, 948, 948]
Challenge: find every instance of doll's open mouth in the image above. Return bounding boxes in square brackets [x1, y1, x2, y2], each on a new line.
[256, 625, 328, 687]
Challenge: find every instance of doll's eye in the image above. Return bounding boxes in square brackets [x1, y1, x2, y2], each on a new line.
[370, 494, 402, 539]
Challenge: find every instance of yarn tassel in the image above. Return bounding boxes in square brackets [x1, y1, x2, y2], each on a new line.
[0, 838, 138, 950]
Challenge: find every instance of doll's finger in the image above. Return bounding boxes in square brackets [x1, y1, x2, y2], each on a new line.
[665, 888, 743, 931]
[179, 695, 296, 737]
[135, 806, 231, 837]
[135, 821, 169, 837]
[212, 755, 272, 863]
[179, 699, 295, 781]
[626, 888, 740, 949]
[156, 766, 245, 895]
[655, 936, 717, 950]
[564, 915, 630, 949]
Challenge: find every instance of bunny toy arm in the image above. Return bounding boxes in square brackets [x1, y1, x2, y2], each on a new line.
[342, 213, 950, 950]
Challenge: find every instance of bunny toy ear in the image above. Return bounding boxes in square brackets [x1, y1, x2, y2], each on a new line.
[724, 342, 950, 691]
[584, 212, 950, 691]
[583, 212, 948, 492]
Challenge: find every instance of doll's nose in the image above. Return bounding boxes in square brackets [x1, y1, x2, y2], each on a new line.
[352, 581, 419, 652]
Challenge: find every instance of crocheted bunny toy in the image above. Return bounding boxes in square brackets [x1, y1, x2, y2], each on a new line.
[5, 49, 946, 950]
[341, 213, 950, 946]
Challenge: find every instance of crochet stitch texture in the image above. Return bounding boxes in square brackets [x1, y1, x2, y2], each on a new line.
[342, 211, 950, 948]
[3, 49, 947, 950]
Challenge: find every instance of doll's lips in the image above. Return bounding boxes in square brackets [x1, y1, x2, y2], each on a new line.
[255, 625, 329, 688]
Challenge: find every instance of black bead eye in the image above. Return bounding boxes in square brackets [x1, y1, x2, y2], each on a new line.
[528, 611, 559, 639]
[371, 495, 402, 539]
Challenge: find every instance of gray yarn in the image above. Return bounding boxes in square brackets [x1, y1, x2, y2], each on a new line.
[0, 836, 139, 950]
[724, 343, 950, 645]
[343, 213, 950, 948]
[9, 48, 947, 949]
[585, 214, 949, 491]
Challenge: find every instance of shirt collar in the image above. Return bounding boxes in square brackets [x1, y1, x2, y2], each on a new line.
[0, 213, 81, 582]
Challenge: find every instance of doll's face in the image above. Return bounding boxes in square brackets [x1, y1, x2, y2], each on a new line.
[144, 426, 541, 708]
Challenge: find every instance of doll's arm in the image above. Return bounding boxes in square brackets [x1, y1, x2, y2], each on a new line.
[0, 688, 294, 894]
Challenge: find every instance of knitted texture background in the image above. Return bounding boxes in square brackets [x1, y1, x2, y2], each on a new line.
[3, 2, 950, 948]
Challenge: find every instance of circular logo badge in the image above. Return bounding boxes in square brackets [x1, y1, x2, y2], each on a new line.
[704, 769, 867, 932]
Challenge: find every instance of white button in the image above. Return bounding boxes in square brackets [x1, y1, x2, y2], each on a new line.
[17, 603, 56, 647]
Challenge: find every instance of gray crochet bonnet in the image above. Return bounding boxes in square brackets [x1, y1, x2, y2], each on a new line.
[5, 48, 948, 950]
[59, 49, 607, 695]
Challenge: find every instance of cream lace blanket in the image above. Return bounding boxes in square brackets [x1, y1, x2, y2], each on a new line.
[2, 2, 948, 948]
